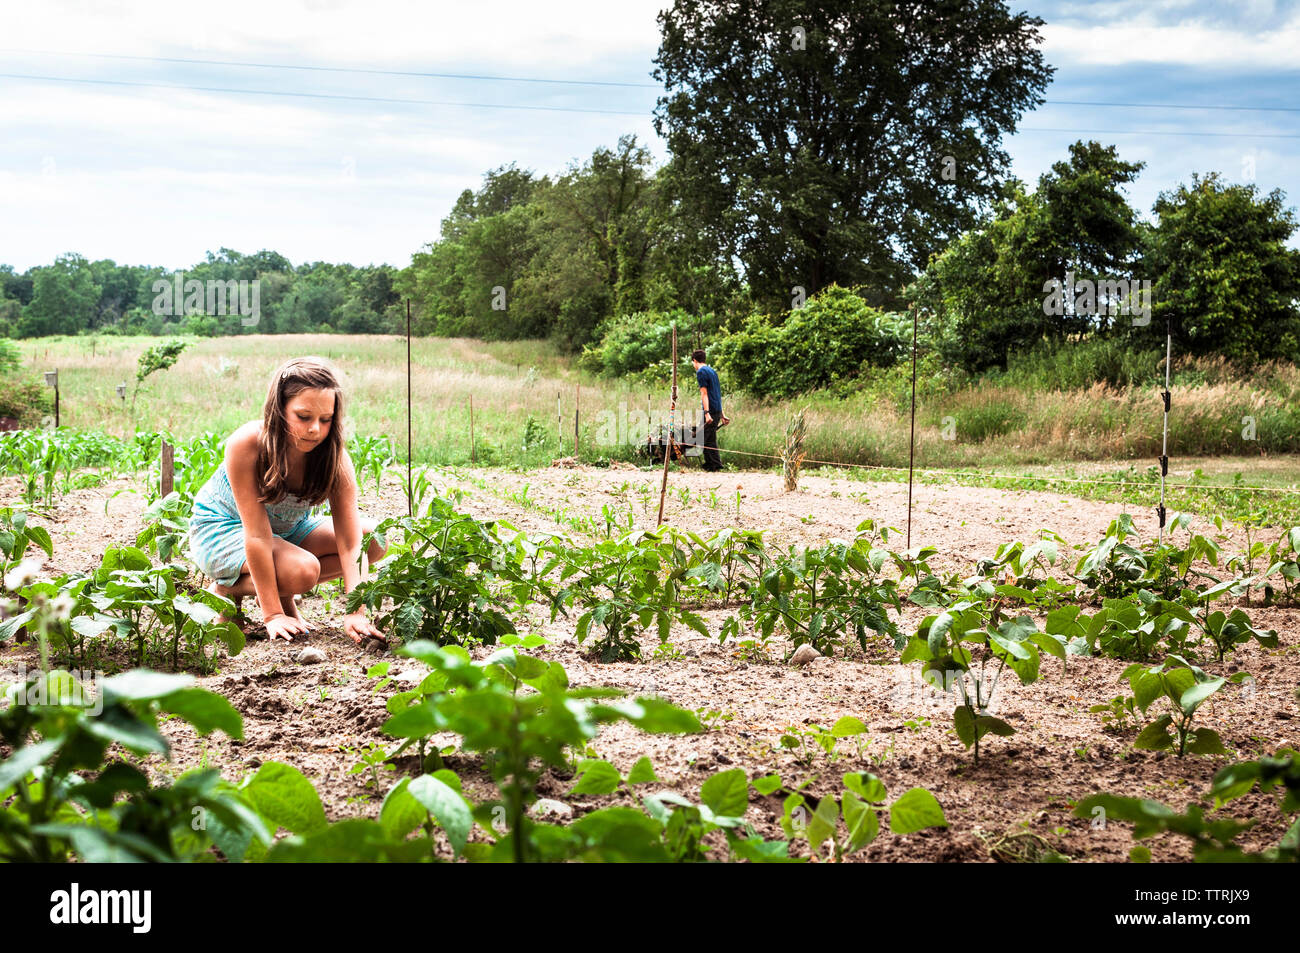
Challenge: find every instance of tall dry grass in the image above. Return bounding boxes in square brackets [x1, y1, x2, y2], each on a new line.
[11, 333, 1300, 469]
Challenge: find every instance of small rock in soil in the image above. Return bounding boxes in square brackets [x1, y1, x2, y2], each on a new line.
[789, 644, 821, 666]
[530, 798, 573, 819]
[295, 647, 327, 664]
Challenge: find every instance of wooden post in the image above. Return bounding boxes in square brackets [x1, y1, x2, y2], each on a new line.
[161, 441, 174, 498]
[573, 384, 579, 458]
[44, 370, 59, 429]
[656, 325, 678, 527]
[469, 394, 476, 464]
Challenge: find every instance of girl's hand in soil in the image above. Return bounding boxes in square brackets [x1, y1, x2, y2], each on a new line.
[265, 612, 310, 642]
[344, 611, 384, 645]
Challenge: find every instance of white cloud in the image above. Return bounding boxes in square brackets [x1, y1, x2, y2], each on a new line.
[1042, 17, 1300, 67]
[6, 0, 674, 74]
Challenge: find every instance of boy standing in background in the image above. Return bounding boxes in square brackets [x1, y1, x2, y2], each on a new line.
[691, 349, 724, 472]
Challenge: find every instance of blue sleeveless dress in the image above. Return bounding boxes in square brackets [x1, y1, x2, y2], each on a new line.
[188, 460, 327, 586]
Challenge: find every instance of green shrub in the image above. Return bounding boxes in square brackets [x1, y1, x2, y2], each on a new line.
[991, 337, 1163, 391]
[0, 372, 54, 426]
[712, 286, 908, 399]
[0, 338, 19, 373]
[578, 309, 713, 377]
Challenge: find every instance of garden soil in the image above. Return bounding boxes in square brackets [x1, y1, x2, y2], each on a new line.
[2, 463, 1297, 863]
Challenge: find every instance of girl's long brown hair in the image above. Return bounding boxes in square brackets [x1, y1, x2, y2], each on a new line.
[257, 356, 345, 506]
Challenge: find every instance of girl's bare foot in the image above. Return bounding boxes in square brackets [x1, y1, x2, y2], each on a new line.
[207, 581, 251, 632]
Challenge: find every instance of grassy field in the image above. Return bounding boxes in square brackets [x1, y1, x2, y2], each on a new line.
[13, 335, 1300, 504]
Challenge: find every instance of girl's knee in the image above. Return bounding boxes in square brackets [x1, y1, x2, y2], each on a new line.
[279, 552, 320, 593]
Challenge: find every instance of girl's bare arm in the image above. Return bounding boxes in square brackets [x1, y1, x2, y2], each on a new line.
[328, 448, 366, 596]
[225, 428, 288, 622]
[328, 448, 383, 642]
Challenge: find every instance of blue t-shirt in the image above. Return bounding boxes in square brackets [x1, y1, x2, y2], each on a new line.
[696, 364, 722, 416]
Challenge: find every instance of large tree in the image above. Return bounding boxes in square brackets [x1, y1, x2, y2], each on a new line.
[910, 140, 1144, 371]
[1144, 173, 1300, 363]
[18, 253, 101, 337]
[652, 0, 1053, 310]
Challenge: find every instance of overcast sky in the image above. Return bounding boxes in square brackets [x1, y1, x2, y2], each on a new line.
[1, 0, 1297, 272]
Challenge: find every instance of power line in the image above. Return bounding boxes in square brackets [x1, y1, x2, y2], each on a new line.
[1019, 126, 1300, 140]
[0, 47, 661, 89]
[0, 72, 648, 117]
[4, 49, 1300, 115]
[1047, 99, 1300, 114]
[3, 71, 1297, 140]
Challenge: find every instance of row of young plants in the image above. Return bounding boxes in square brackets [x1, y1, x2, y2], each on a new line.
[3, 476, 1290, 782]
[349, 492, 1288, 662]
[2, 543, 244, 673]
[0, 426, 399, 510]
[0, 636, 949, 863]
[338, 495, 1286, 774]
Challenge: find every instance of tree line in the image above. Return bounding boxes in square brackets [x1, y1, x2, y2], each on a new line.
[0, 250, 401, 339]
[3, 0, 1298, 378]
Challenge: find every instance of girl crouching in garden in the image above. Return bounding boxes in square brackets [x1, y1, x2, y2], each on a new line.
[188, 356, 387, 644]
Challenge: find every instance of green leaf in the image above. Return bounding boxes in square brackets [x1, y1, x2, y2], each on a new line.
[0, 738, 61, 792]
[888, 787, 948, 834]
[242, 762, 328, 835]
[843, 772, 888, 803]
[953, 705, 976, 749]
[212, 621, 245, 656]
[805, 795, 839, 855]
[842, 790, 879, 852]
[1185, 728, 1227, 755]
[27, 525, 54, 553]
[1129, 845, 1151, 863]
[100, 669, 194, 701]
[926, 610, 955, 655]
[159, 688, 242, 740]
[1134, 715, 1175, 750]
[569, 759, 621, 796]
[378, 778, 427, 839]
[830, 716, 868, 738]
[609, 697, 702, 734]
[626, 756, 658, 785]
[83, 708, 170, 756]
[700, 768, 749, 819]
[1131, 671, 1163, 713]
[408, 773, 472, 856]
[381, 701, 443, 738]
[1179, 677, 1225, 715]
[265, 819, 431, 863]
[751, 773, 782, 796]
[974, 716, 1015, 740]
